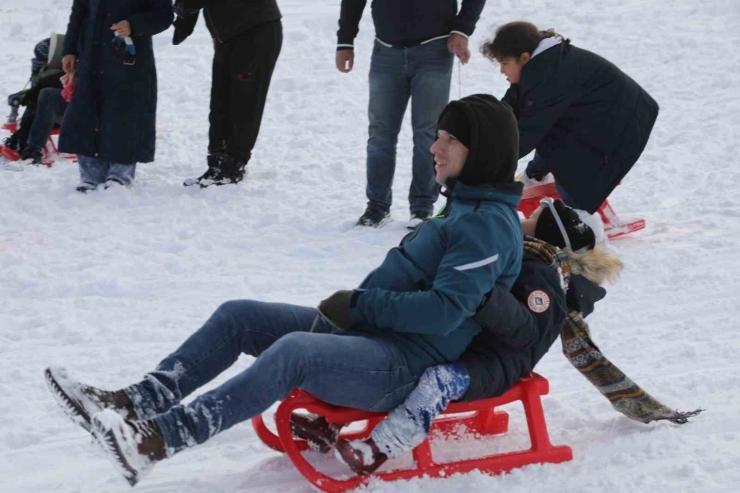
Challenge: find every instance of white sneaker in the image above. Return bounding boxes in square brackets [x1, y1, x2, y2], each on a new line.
[407, 211, 431, 229]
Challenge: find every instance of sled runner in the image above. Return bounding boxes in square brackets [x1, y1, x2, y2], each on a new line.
[1, 121, 76, 167]
[518, 181, 646, 240]
[252, 373, 572, 493]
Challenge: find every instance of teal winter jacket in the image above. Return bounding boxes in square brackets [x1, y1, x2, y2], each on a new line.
[350, 182, 523, 377]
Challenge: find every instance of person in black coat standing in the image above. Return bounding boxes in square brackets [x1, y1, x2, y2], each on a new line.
[483, 21, 659, 214]
[173, 0, 282, 188]
[60, 0, 173, 192]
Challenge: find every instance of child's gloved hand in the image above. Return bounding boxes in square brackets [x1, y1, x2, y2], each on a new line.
[173, 12, 199, 46]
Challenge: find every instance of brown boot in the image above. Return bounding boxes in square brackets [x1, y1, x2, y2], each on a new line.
[289, 413, 344, 453]
[92, 410, 167, 486]
[334, 437, 388, 475]
[45, 366, 137, 432]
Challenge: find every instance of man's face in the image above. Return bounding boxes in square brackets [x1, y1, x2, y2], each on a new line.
[497, 54, 529, 84]
[431, 129, 469, 185]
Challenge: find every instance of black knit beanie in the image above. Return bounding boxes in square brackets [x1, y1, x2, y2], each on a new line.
[535, 199, 596, 251]
[436, 94, 519, 188]
[437, 105, 471, 150]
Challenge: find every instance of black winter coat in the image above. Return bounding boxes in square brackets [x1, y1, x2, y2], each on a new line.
[503, 42, 659, 213]
[196, 0, 281, 43]
[337, 0, 486, 47]
[59, 0, 172, 164]
[460, 253, 606, 402]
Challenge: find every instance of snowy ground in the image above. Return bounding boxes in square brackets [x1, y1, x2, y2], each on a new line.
[1, 0, 740, 492]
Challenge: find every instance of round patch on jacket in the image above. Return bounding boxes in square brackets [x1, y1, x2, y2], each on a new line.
[527, 290, 550, 313]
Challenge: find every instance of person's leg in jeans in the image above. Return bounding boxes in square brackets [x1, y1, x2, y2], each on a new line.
[408, 39, 453, 216]
[334, 362, 469, 474]
[119, 300, 415, 455]
[25, 88, 67, 153]
[105, 163, 137, 187]
[369, 363, 470, 457]
[77, 155, 109, 189]
[365, 43, 411, 214]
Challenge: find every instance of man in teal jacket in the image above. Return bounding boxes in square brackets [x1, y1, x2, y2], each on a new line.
[44, 95, 523, 486]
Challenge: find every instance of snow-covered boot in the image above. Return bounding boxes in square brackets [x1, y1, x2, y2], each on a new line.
[217, 156, 248, 186]
[289, 413, 343, 453]
[183, 153, 226, 187]
[334, 437, 388, 475]
[44, 367, 137, 432]
[91, 410, 167, 486]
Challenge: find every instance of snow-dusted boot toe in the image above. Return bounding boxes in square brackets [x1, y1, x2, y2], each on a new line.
[91, 410, 167, 486]
[334, 437, 388, 475]
[44, 366, 137, 432]
[289, 413, 344, 453]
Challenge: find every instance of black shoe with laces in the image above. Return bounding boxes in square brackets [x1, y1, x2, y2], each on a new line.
[183, 153, 226, 187]
[356, 207, 391, 228]
[19, 146, 43, 165]
[2, 133, 19, 151]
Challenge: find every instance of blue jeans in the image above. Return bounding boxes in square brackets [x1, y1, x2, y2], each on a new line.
[366, 38, 453, 215]
[27, 88, 67, 151]
[371, 362, 470, 457]
[526, 152, 575, 207]
[124, 300, 416, 455]
[78, 155, 136, 186]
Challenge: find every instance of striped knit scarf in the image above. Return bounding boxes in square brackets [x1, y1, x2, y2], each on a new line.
[523, 236, 703, 425]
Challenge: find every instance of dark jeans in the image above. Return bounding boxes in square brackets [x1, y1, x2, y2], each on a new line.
[124, 300, 416, 455]
[209, 20, 282, 161]
[366, 38, 453, 215]
[27, 88, 67, 151]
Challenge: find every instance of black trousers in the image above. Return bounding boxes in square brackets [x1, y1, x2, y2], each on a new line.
[208, 19, 282, 161]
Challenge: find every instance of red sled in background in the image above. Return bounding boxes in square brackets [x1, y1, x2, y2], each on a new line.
[518, 181, 646, 240]
[1, 121, 76, 167]
[252, 373, 572, 493]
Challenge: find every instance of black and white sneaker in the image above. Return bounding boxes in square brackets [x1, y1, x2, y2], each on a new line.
[356, 207, 391, 228]
[407, 211, 431, 229]
[75, 182, 98, 193]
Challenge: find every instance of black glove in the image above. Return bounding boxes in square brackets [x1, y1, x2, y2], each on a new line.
[173, 12, 199, 46]
[318, 290, 355, 331]
[173, 0, 201, 18]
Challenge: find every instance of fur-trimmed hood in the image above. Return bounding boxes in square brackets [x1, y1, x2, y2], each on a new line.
[565, 245, 623, 286]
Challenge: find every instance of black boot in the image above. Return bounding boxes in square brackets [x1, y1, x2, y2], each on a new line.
[218, 155, 248, 186]
[183, 153, 227, 187]
[19, 145, 43, 165]
[2, 133, 19, 151]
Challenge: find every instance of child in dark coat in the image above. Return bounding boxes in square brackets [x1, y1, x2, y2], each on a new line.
[485, 21, 659, 215]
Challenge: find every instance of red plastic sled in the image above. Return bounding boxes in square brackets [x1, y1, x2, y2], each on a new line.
[252, 373, 572, 493]
[1, 121, 76, 167]
[518, 181, 645, 240]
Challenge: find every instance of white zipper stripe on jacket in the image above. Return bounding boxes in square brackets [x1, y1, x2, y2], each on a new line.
[454, 254, 499, 271]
